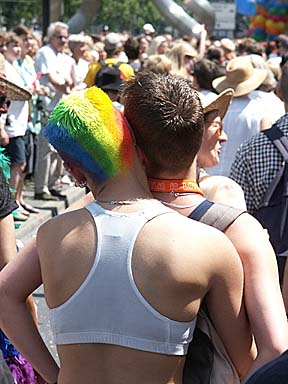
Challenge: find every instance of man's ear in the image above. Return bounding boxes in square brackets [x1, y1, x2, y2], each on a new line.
[64, 162, 86, 185]
[72, 167, 87, 186]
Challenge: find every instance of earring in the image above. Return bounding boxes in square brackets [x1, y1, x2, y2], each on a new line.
[75, 180, 87, 188]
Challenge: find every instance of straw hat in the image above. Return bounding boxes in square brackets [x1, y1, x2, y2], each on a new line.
[198, 88, 234, 119]
[0, 54, 31, 101]
[212, 56, 267, 97]
[0, 77, 32, 101]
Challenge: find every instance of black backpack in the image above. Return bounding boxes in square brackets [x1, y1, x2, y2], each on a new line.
[253, 125, 288, 286]
[94, 60, 122, 87]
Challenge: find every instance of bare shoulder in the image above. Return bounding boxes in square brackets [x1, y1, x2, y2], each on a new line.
[37, 207, 97, 307]
[228, 211, 266, 233]
[200, 174, 247, 210]
[37, 207, 95, 256]
[141, 212, 242, 281]
[225, 211, 274, 257]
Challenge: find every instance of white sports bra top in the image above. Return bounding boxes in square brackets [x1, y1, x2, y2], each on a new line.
[49, 201, 197, 355]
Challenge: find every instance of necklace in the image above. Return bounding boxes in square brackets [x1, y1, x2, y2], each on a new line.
[160, 200, 198, 209]
[96, 198, 145, 205]
[148, 178, 205, 197]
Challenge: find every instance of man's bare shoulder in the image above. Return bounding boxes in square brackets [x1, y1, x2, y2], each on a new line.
[141, 211, 240, 277]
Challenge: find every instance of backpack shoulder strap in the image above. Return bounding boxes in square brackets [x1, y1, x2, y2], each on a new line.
[263, 125, 288, 161]
[259, 126, 288, 213]
[189, 200, 245, 232]
[99, 59, 107, 67]
[188, 200, 214, 221]
[113, 61, 123, 69]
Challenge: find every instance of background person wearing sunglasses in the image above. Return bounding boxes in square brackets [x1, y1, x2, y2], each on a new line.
[34, 21, 73, 201]
[197, 89, 247, 210]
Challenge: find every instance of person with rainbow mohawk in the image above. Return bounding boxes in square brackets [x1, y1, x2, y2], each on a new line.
[45, 86, 134, 184]
[0, 86, 255, 384]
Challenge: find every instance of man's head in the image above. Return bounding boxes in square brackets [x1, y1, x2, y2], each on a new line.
[193, 59, 226, 91]
[122, 72, 204, 177]
[68, 34, 88, 60]
[104, 33, 122, 58]
[47, 21, 69, 52]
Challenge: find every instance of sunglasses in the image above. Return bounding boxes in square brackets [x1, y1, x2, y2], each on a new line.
[53, 35, 68, 40]
[205, 120, 223, 136]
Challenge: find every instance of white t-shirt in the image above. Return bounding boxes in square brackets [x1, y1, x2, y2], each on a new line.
[71, 57, 89, 89]
[35, 44, 73, 112]
[4, 60, 28, 138]
[209, 91, 270, 176]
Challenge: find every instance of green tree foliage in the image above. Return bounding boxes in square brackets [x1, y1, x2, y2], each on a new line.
[96, 0, 166, 34]
[62, 0, 82, 19]
[0, 0, 168, 34]
[0, 0, 41, 29]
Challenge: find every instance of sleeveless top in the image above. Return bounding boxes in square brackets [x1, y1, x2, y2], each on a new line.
[49, 201, 197, 355]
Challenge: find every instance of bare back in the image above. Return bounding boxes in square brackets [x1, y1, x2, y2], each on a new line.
[37, 202, 254, 383]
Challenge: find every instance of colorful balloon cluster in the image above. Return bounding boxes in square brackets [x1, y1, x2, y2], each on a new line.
[249, 0, 288, 41]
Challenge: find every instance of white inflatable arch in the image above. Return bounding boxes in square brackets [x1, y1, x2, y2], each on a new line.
[68, 0, 215, 36]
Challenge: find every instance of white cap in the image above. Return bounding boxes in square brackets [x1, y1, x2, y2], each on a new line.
[143, 23, 155, 35]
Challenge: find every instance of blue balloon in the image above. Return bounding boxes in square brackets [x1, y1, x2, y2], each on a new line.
[236, 0, 256, 15]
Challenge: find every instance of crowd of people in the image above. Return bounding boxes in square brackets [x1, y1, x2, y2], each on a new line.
[0, 17, 288, 384]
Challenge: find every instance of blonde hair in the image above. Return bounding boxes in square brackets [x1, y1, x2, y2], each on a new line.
[167, 41, 197, 77]
[147, 35, 167, 56]
[143, 54, 172, 74]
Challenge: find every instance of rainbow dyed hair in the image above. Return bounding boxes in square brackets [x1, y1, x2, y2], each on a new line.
[44, 87, 133, 183]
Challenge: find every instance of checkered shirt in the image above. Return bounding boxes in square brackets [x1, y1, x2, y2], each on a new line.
[230, 113, 288, 214]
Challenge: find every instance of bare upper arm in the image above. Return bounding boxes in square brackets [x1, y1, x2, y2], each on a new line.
[224, 212, 277, 271]
[201, 227, 255, 377]
[0, 237, 42, 302]
[0, 213, 17, 269]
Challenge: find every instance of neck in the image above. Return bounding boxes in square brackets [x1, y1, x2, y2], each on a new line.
[148, 177, 204, 195]
[147, 161, 198, 181]
[147, 161, 205, 212]
[89, 156, 153, 204]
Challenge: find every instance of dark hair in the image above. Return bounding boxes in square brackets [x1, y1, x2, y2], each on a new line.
[280, 53, 288, 69]
[237, 38, 265, 56]
[206, 46, 224, 65]
[122, 72, 204, 175]
[194, 59, 226, 91]
[279, 62, 288, 103]
[124, 37, 140, 60]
